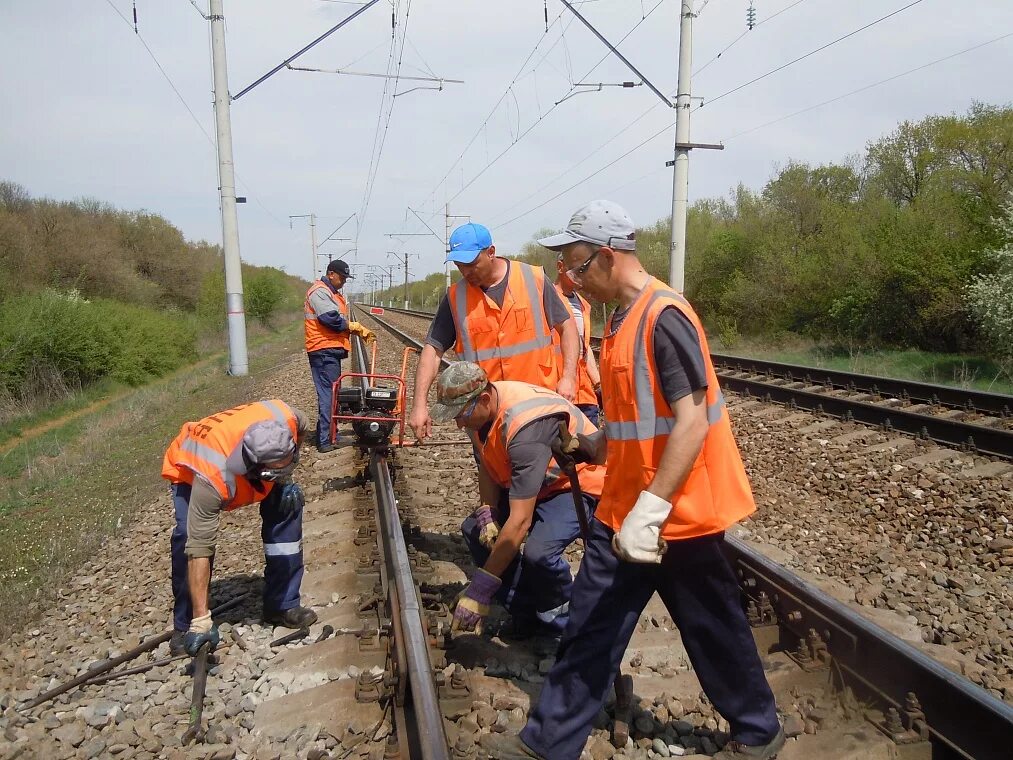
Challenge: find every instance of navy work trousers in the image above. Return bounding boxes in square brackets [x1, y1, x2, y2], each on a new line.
[307, 348, 344, 447]
[576, 403, 600, 428]
[521, 518, 780, 760]
[461, 490, 595, 632]
[170, 482, 306, 632]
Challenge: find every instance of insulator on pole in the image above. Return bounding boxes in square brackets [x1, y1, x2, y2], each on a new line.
[747, 2, 757, 30]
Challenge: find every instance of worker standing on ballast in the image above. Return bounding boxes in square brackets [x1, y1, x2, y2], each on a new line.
[553, 253, 602, 426]
[408, 222, 580, 441]
[305, 259, 375, 452]
[161, 400, 318, 656]
[430, 362, 605, 636]
[486, 200, 784, 760]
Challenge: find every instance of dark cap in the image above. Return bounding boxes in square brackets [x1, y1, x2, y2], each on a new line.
[326, 259, 354, 278]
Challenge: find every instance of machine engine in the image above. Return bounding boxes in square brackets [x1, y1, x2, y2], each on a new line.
[337, 385, 399, 447]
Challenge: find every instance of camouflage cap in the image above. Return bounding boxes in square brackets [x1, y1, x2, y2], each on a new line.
[430, 362, 489, 423]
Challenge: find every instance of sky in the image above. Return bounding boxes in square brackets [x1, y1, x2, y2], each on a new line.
[2, 0, 1011, 290]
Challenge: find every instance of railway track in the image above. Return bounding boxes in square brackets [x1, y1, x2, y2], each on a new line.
[365, 305, 1013, 461]
[355, 303, 1013, 760]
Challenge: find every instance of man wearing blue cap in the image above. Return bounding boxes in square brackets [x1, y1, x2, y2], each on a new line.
[408, 222, 579, 441]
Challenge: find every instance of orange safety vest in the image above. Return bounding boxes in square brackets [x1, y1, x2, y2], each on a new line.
[476, 381, 605, 500]
[449, 261, 560, 388]
[599, 278, 755, 540]
[551, 284, 597, 406]
[161, 400, 299, 511]
[304, 281, 351, 353]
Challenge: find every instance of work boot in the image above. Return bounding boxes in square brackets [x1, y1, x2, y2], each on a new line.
[713, 727, 786, 759]
[264, 606, 318, 629]
[477, 733, 545, 759]
[169, 630, 186, 656]
[317, 442, 338, 454]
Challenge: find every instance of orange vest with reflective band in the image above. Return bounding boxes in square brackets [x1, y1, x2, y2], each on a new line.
[161, 400, 299, 511]
[551, 284, 597, 406]
[449, 261, 560, 388]
[599, 278, 755, 540]
[304, 281, 350, 353]
[476, 381, 605, 500]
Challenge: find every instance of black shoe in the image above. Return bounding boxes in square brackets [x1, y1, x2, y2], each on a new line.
[264, 606, 318, 629]
[478, 734, 545, 759]
[317, 442, 338, 454]
[169, 630, 186, 656]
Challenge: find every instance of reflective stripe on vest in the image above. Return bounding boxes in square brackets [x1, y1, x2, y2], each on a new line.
[450, 262, 559, 386]
[598, 278, 754, 540]
[478, 381, 605, 499]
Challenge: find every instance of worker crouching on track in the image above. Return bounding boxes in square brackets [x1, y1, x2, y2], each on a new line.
[430, 362, 605, 636]
[305, 259, 376, 452]
[408, 222, 580, 442]
[161, 400, 319, 656]
[486, 201, 784, 760]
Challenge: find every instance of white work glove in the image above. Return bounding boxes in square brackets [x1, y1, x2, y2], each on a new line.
[611, 490, 672, 564]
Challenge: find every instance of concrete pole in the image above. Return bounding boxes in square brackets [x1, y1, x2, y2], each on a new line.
[209, 0, 248, 375]
[309, 213, 318, 279]
[669, 1, 693, 293]
[444, 203, 451, 294]
[402, 254, 409, 309]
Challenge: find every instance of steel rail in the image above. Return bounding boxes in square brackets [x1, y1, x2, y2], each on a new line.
[724, 536, 1013, 760]
[350, 333, 450, 759]
[710, 353, 1013, 418]
[718, 373, 1013, 460]
[353, 305, 450, 369]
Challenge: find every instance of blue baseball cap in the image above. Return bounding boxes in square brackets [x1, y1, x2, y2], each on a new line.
[446, 222, 493, 264]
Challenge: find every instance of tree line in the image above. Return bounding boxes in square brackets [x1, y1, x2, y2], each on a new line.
[0, 182, 306, 418]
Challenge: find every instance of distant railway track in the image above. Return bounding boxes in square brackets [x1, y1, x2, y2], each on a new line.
[355, 304, 1013, 760]
[364, 305, 1013, 460]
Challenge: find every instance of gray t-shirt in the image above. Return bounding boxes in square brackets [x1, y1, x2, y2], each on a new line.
[477, 414, 563, 501]
[425, 260, 572, 353]
[608, 305, 708, 403]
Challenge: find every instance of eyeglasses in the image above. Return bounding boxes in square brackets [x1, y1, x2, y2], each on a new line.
[454, 394, 481, 424]
[566, 247, 601, 285]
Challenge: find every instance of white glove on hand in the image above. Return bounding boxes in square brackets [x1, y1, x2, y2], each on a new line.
[611, 490, 672, 564]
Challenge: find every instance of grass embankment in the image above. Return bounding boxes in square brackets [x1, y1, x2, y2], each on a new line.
[720, 338, 1013, 396]
[0, 322, 303, 637]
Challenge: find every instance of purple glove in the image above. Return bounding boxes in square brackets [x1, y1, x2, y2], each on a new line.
[451, 569, 501, 634]
[473, 504, 500, 548]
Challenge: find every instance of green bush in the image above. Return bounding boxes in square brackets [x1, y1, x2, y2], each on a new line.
[0, 291, 196, 398]
[245, 269, 288, 326]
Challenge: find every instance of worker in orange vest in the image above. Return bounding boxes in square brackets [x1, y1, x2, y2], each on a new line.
[487, 201, 783, 760]
[553, 257, 602, 426]
[305, 259, 375, 452]
[430, 362, 605, 636]
[162, 400, 318, 656]
[408, 223, 579, 442]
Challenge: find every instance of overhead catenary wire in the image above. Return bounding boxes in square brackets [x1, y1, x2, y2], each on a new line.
[100, 0, 287, 226]
[497, 29, 1013, 232]
[693, 0, 811, 77]
[701, 0, 926, 108]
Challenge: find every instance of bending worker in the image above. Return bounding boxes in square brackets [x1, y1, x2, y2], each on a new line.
[430, 361, 604, 635]
[487, 201, 784, 760]
[553, 253, 602, 426]
[305, 259, 375, 452]
[162, 400, 318, 656]
[408, 222, 579, 441]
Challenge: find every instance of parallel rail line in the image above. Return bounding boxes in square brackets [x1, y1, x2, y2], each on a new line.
[365, 305, 1013, 460]
[358, 303, 1013, 760]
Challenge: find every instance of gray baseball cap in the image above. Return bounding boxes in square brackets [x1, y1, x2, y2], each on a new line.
[537, 199, 636, 251]
[226, 420, 296, 473]
[430, 362, 489, 423]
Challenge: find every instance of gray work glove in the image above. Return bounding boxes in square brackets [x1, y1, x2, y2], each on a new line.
[277, 483, 305, 514]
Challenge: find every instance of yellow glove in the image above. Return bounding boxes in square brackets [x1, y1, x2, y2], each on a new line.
[348, 321, 376, 344]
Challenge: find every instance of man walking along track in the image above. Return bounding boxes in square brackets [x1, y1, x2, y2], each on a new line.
[409, 222, 581, 441]
[162, 400, 318, 656]
[485, 201, 785, 760]
[305, 259, 375, 452]
[431, 362, 605, 635]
